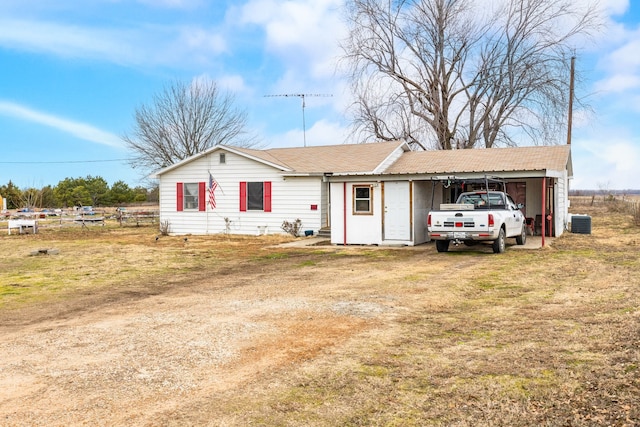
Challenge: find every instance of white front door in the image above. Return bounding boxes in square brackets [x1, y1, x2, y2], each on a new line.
[384, 181, 411, 241]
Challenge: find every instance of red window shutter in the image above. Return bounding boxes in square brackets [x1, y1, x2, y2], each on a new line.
[176, 182, 184, 211]
[264, 181, 272, 212]
[198, 182, 206, 211]
[239, 182, 247, 212]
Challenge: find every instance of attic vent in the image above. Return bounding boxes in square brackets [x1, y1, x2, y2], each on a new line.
[219, 153, 226, 164]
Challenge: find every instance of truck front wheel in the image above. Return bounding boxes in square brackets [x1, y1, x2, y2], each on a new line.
[492, 229, 506, 254]
[515, 224, 527, 245]
[435, 240, 450, 252]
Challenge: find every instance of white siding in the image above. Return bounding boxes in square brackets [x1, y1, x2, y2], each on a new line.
[159, 149, 323, 236]
[329, 182, 343, 244]
[331, 179, 429, 246]
[555, 173, 568, 236]
[330, 181, 383, 245]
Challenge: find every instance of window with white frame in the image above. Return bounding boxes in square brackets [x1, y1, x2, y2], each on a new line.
[353, 185, 373, 214]
[183, 183, 200, 210]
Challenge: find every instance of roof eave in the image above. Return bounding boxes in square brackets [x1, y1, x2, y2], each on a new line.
[152, 144, 294, 178]
[151, 145, 222, 177]
[281, 172, 325, 177]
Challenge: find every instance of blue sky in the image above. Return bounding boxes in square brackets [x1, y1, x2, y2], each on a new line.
[0, 0, 638, 191]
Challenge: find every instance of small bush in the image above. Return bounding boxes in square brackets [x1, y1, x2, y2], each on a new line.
[281, 219, 302, 237]
[159, 220, 171, 236]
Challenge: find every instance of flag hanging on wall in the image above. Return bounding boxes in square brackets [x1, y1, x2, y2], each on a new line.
[208, 173, 218, 209]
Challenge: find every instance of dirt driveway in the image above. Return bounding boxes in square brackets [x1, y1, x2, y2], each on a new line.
[1, 217, 638, 426]
[0, 237, 421, 426]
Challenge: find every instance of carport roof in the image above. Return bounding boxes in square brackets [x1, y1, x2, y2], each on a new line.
[384, 145, 572, 176]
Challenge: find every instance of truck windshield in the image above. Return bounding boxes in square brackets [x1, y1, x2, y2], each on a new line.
[458, 193, 505, 209]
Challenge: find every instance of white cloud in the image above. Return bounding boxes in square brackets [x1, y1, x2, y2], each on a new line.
[608, 37, 640, 69]
[190, 73, 250, 97]
[266, 118, 349, 148]
[0, 101, 124, 148]
[135, 0, 204, 8]
[599, 0, 629, 16]
[589, 1, 640, 95]
[594, 73, 640, 93]
[0, 18, 227, 68]
[178, 26, 227, 55]
[305, 118, 350, 146]
[240, 0, 346, 78]
[216, 74, 249, 94]
[0, 18, 138, 64]
[572, 136, 640, 189]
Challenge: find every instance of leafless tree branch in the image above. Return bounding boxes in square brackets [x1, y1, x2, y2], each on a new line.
[123, 79, 259, 174]
[341, 0, 602, 150]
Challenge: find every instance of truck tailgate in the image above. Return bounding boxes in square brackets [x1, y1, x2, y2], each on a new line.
[429, 211, 491, 233]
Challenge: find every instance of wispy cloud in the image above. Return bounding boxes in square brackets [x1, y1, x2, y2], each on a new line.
[0, 18, 140, 65]
[0, 101, 124, 148]
[135, 0, 204, 8]
[0, 18, 226, 68]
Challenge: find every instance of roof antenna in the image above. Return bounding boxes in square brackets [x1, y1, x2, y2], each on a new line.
[264, 93, 332, 147]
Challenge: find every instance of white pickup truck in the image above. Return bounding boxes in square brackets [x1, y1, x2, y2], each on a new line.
[427, 191, 527, 253]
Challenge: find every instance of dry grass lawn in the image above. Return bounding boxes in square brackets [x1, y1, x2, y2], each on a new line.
[0, 201, 638, 426]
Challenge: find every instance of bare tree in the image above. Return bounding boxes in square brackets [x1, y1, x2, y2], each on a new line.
[124, 79, 259, 172]
[18, 187, 42, 210]
[342, 0, 601, 150]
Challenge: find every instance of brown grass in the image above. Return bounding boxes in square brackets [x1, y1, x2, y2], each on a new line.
[0, 204, 639, 426]
[0, 223, 293, 317]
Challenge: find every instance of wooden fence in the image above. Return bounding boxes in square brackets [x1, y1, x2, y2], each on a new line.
[2, 208, 160, 233]
[116, 210, 159, 226]
[570, 196, 640, 225]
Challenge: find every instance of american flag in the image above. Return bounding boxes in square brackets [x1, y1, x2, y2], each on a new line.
[208, 173, 218, 209]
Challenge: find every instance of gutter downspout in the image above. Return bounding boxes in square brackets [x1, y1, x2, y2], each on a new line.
[343, 182, 347, 245]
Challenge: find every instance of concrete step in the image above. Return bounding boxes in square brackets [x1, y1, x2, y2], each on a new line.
[317, 227, 331, 238]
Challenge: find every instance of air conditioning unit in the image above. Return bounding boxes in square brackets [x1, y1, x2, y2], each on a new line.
[571, 215, 591, 234]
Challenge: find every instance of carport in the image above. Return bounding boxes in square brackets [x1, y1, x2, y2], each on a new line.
[382, 145, 573, 246]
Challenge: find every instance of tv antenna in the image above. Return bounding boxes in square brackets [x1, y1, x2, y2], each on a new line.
[264, 93, 332, 147]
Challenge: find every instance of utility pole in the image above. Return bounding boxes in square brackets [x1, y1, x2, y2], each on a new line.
[567, 56, 575, 145]
[264, 93, 332, 147]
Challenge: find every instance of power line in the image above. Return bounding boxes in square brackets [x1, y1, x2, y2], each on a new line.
[0, 159, 132, 164]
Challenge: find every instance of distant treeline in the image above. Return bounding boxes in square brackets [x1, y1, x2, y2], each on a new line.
[570, 189, 640, 196]
[0, 176, 158, 210]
